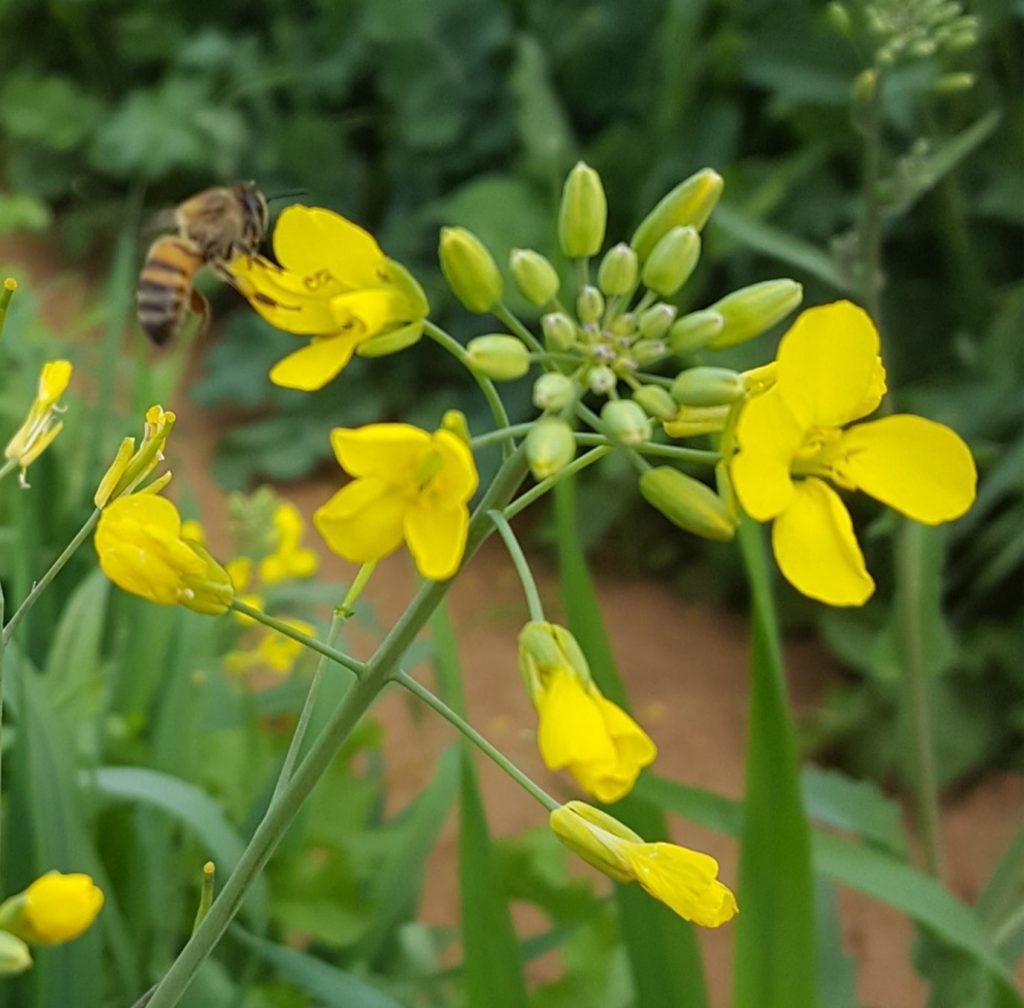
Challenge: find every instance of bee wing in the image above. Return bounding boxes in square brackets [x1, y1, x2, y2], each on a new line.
[142, 208, 179, 242]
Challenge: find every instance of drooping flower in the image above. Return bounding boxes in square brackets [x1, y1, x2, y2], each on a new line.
[95, 495, 233, 614]
[0, 872, 104, 946]
[730, 301, 976, 605]
[94, 405, 175, 507]
[259, 501, 318, 584]
[520, 622, 656, 802]
[314, 423, 478, 581]
[228, 206, 428, 391]
[4, 360, 72, 485]
[550, 802, 737, 928]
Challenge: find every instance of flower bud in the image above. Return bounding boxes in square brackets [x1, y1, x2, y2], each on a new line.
[639, 467, 736, 541]
[638, 303, 677, 341]
[542, 311, 577, 351]
[597, 243, 638, 296]
[0, 277, 17, 341]
[641, 226, 700, 296]
[439, 226, 503, 313]
[601, 399, 651, 445]
[707, 279, 802, 349]
[441, 409, 471, 445]
[852, 68, 877, 105]
[587, 365, 617, 395]
[559, 161, 607, 258]
[0, 933, 31, 976]
[633, 385, 678, 421]
[670, 366, 745, 407]
[549, 802, 641, 882]
[631, 168, 723, 262]
[610, 312, 636, 338]
[533, 372, 576, 412]
[356, 320, 424, 358]
[632, 339, 668, 367]
[577, 285, 604, 324]
[526, 416, 576, 479]
[518, 621, 592, 689]
[0, 872, 104, 947]
[510, 248, 560, 305]
[668, 310, 725, 355]
[662, 405, 731, 438]
[466, 334, 531, 380]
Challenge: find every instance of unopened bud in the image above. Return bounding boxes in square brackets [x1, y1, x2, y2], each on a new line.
[632, 339, 668, 367]
[934, 72, 975, 94]
[668, 310, 725, 355]
[439, 226, 503, 313]
[577, 285, 604, 324]
[559, 162, 607, 259]
[357, 320, 424, 358]
[466, 334, 531, 380]
[550, 802, 640, 882]
[639, 467, 736, 541]
[542, 311, 576, 351]
[533, 372, 576, 412]
[610, 312, 636, 338]
[638, 303, 677, 341]
[633, 385, 677, 421]
[641, 226, 700, 296]
[663, 405, 731, 438]
[707, 279, 802, 349]
[670, 367, 745, 406]
[510, 248, 560, 305]
[631, 168, 723, 262]
[441, 410, 471, 444]
[598, 243, 639, 296]
[0, 933, 31, 976]
[526, 416, 576, 479]
[587, 365, 617, 395]
[852, 68, 877, 105]
[518, 621, 592, 690]
[601, 399, 651, 445]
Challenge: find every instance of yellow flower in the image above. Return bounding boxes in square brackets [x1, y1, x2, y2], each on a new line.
[228, 206, 428, 391]
[226, 619, 316, 676]
[95, 495, 233, 615]
[4, 360, 72, 485]
[550, 802, 737, 928]
[259, 501, 318, 584]
[94, 405, 175, 508]
[731, 301, 976, 606]
[314, 423, 478, 581]
[8, 872, 104, 946]
[519, 622, 656, 802]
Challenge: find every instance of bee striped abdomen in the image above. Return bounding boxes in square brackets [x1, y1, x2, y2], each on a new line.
[137, 237, 204, 346]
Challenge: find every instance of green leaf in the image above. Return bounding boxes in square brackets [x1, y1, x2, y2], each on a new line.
[814, 880, 861, 1008]
[977, 817, 1024, 963]
[800, 765, 906, 856]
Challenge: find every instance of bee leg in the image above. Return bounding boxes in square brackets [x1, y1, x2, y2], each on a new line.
[190, 288, 211, 334]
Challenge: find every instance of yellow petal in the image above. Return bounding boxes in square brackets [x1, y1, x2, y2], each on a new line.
[273, 205, 385, 290]
[38, 360, 72, 404]
[229, 255, 344, 334]
[404, 500, 469, 580]
[330, 424, 430, 480]
[594, 694, 658, 769]
[536, 670, 619, 772]
[426, 429, 479, 504]
[23, 872, 104, 945]
[732, 388, 803, 520]
[836, 415, 977, 524]
[772, 478, 874, 606]
[625, 842, 737, 928]
[330, 288, 406, 336]
[269, 334, 359, 391]
[314, 477, 406, 564]
[776, 301, 883, 428]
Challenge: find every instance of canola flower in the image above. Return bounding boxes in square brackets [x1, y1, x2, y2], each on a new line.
[228, 206, 428, 391]
[226, 618, 316, 677]
[0, 871, 104, 946]
[520, 622, 656, 802]
[94, 405, 175, 508]
[551, 802, 737, 928]
[4, 360, 72, 486]
[259, 501, 318, 584]
[730, 301, 977, 605]
[314, 423, 478, 581]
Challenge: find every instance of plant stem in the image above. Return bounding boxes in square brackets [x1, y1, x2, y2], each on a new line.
[488, 510, 544, 621]
[574, 432, 718, 465]
[0, 458, 18, 483]
[859, 68, 885, 332]
[504, 446, 611, 521]
[494, 303, 545, 355]
[0, 582, 5, 851]
[2, 508, 100, 645]
[339, 561, 376, 617]
[395, 669, 558, 810]
[471, 423, 534, 449]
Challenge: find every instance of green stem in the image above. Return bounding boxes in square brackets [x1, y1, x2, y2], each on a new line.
[504, 446, 611, 521]
[859, 68, 885, 333]
[0, 582, 5, 851]
[488, 510, 544, 621]
[229, 599, 364, 678]
[0, 458, 19, 483]
[575, 259, 589, 292]
[2, 508, 100, 645]
[574, 432, 719, 465]
[0, 278, 16, 340]
[471, 423, 534, 449]
[143, 449, 529, 1008]
[339, 561, 376, 617]
[395, 669, 558, 810]
[494, 303, 545, 355]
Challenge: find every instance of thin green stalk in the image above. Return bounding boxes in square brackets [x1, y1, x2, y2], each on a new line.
[859, 68, 885, 332]
[488, 510, 544, 621]
[395, 669, 558, 810]
[144, 449, 529, 1008]
[471, 422, 534, 449]
[504, 446, 611, 520]
[2, 508, 100, 645]
[0, 458, 18, 483]
[0, 278, 16, 339]
[229, 599, 365, 678]
[575, 258, 589, 291]
[339, 560, 376, 617]
[0, 582, 5, 851]
[575, 432, 719, 465]
[494, 303, 545, 355]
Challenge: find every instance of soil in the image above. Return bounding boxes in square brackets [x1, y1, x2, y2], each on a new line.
[3, 235, 1022, 1007]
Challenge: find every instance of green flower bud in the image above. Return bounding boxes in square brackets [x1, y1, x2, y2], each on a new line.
[933, 72, 975, 94]
[518, 621, 592, 692]
[466, 334, 531, 380]
[662, 405, 731, 438]
[587, 365, 617, 395]
[601, 399, 651, 445]
[707, 279, 802, 349]
[510, 248, 560, 305]
[550, 802, 641, 882]
[577, 285, 604, 325]
[533, 372, 576, 412]
[631, 168, 723, 263]
[641, 226, 701, 297]
[610, 312, 636, 338]
[667, 310, 725, 355]
[638, 303, 677, 341]
[0, 932, 31, 976]
[542, 311, 576, 352]
[852, 68, 877, 105]
[639, 467, 736, 541]
[633, 385, 677, 421]
[356, 320, 424, 358]
[597, 243, 639, 296]
[526, 416, 576, 479]
[632, 339, 668, 367]
[439, 226, 503, 313]
[559, 161, 607, 259]
[670, 366, 745, 407]
[441, 409, 471, 445]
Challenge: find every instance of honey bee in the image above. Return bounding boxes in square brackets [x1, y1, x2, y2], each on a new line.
[136, 181, 269, 345]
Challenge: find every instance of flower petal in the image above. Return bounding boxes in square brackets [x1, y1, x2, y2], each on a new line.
[595, 695, 658, 770]
[229, 255, 343, 334]
[314, 477, 406, 564]
[772, 478, 874, 606]
[269, 334, 359, 391]
[732, 388, 803, 520]
[273, 205, 385, 291]
[776, 301, 883, 428]
[404, 500, 469, 580]
[625, 842, 737, 928]
[427, 429, 479, 504]
[330, 424, 430, 480]
[836, 414, 977, 524]
[536, 670, 618, 772]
